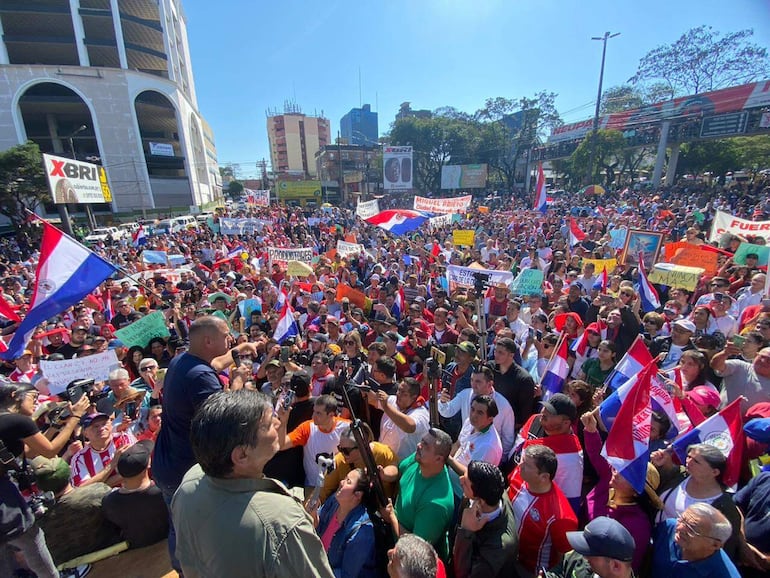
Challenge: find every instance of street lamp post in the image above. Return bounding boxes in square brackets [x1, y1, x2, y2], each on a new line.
[587, 31, 620, 185]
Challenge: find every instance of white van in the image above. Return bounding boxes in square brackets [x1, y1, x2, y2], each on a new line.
[155, 215, 198, 235]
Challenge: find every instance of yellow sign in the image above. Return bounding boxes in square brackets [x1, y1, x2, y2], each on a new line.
[582, 257, 617, 273]
[647, 263, 704, 291]
[343, 171, 363, 184]
[287, 260, 313, 277]
[453, 230, 475, 246]
[276, 180, 322, 200]
[99, 167, 112, 202]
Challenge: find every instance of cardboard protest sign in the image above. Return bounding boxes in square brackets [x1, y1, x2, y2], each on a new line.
[114, 311, 170, 348]
[647, 263, 705, 291]
[734, 242, 770, 266]
[453, 230, 475, 247]
[287, 260, 313, 277]
[446, 265, 513, 292]
[668, 247, 719, 274]
[40, 350, 120, 394]
[510, 269, 545, 296]
[336, 240, 365, 257]
[335, 283, 372, 313]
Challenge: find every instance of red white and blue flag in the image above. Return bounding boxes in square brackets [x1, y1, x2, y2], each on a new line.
[541, 336, 570, 399]
[672, 397, 745, 488]
[571, 320, 607, 358]
[365, 210, 431, 235]
[604, 335, 653, 390]
[601, 360, 655, 494]
[132, 225, 146, 247]
[533, 163, 547, 214]
[391, 287, 406, 321]
[568, 218, 586, 249]
[227, 245, 245, 260]
[274, 287, 289, 312]
[1, 221, 117, 360]
[102, 288, 114, 322]
[273, 302, 299, 344]
[637, 256, 661, 312]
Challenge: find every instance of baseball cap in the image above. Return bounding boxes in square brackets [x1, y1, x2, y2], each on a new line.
[116, 440, 154, 478]
[687, 386, 721, 409]
[264, 359, 282, 369]
[31, 456, 71, 494]
[456, 341, 477, 357]
[311, 333, 329, 343]
[108, 339, 125, 350]
[383, 331, 400, 342]
[71, 325, 88, 333]
[673, 318, 696, 333]
[80, 412, 110, 428]
[290, 369, 311, 391]
[540, 393, 577, 422]
[566, 516, 635, 562]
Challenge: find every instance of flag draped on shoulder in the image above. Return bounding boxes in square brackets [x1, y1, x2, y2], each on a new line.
[533, 163, 547, 214]
[1, 221, 118, 360]
[132, 225, 146, 247]
[601, 360, 655, 494]
[671, 397, 745, 488]
[541, 336, 570, 400]
[273, 302, 299, 344]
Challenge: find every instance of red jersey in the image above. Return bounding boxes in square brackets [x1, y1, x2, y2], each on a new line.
[69, 432, 136, 487]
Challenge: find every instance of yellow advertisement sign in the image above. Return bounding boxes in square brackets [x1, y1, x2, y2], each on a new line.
[276, 180, 322, 200]
[453, 230, 475, 246]
[99, 167, 113, 202]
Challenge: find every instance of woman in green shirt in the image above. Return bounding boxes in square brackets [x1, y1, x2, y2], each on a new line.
[578, 340, 617, 388]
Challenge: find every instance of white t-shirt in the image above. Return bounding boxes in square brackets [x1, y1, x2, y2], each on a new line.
[289, 417, 350, 486]
[379, 396, 430, 460]
[454, 421, 502, 467]
[660, 477, 722, 522]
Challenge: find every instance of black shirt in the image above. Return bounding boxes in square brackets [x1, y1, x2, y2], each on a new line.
[101, 483, 169, 548]
[491, 362, 535, 431]
[263, 398, 315, 488]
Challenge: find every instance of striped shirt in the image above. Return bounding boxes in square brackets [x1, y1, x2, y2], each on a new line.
[69, 432, 136, 487]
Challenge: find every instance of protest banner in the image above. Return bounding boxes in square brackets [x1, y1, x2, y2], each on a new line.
[453, 230, 475, 247]
[267, 247, 313, 268]
[734, 242, 770, 266]
[142, 250, 168, 265]
[669, 247, 719, 274]
[336, 240, 365, 257]
[335, 283, 372, 313]
[510, 269, 545, 296]
[647, 263, 705, 291]
[582, 257, 618, 274]
[238, 298, 262, 326]
[428, 214, 454, 229]
[219, 218, 269, 236]
[356, 199, 380, 220]
[446, 265, 513, 292]
[663, 241, 691, 261]
[414, 195, 473, 214]
[244, 188, 270, 207]
[709, 210, 770, 243]
[114, 311, 170, 348]
[287, 260, 313, 277]
[40, 350, 121, 394]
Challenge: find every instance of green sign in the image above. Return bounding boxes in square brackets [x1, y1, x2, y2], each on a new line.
[114, 311, 170, 348]
[510, 269, 545, 296]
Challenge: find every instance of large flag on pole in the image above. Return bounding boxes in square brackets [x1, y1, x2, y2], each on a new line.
[540, 336, 570, 400]
[533, 163, 547, 214]
[601, 360, 655, 493]
[273, 302, 299, 344]
[637, 256, 661, 312]
[604, 335, 653, 390]
[1, 221, 118, 360]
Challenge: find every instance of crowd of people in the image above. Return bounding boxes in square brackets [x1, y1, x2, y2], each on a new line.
[0, 176, 770, 578]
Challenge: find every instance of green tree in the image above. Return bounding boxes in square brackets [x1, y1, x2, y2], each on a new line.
[568, 129, 627, 186]
[227, 180, 244, 198]
[730, 135, 770, 174]
[676, 140, 741, 179]
[601, 85, 644, 114]
[629, 26, 770, 97]
[0, 141, 49, 230]
[475, 92, 562, 190]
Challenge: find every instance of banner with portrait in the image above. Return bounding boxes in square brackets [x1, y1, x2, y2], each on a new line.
[383, 146, 413, 191]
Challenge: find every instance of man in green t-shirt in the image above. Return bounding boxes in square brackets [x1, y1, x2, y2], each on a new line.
[383, 428, 455, 560]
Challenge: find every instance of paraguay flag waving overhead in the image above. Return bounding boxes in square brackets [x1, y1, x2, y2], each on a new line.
[533, 162, 547, 214]
[365, 210, 431, 235]
[541, 336, 570, 399]
[637, 257, 661, 312]
[132, 225, 146, 247]
[273, 302, 299, 344]
[605, 335, 653, 390]
[1, 221, 117, 360]
[601, 360, 655, 494]
[568, 218, 586, 249]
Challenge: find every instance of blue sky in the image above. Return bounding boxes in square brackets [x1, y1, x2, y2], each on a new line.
[183, 0, 770, 178]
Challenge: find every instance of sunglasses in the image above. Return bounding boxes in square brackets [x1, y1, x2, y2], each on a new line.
[338, 445, 357, 456]
[343, 341, 356, 345]
[141, 366, 158, 372]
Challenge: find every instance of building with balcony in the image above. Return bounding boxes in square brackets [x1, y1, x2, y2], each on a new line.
[315, 142, 381, 205]
[340, 104, 377, 146]
[0, 0, 221, 218]
[266, 104, 330, 178]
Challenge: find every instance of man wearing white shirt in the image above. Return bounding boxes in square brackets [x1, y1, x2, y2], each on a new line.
[438, 366, 515, 457]
[707, 293, 738, 338]
[450, 395, 503, 469]
[735, 273, 766, 315]
[369, 377, 430, 460]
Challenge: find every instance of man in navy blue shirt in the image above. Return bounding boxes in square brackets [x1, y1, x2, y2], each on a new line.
[152, 316, 255, 574]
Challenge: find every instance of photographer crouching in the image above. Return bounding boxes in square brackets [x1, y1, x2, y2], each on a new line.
[0, 381, 89, 577]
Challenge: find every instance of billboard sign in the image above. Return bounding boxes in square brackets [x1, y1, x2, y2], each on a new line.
[276, 180, 322, 200]
[383, 146, 412, 191]
[149, 142, 175, 157]
[440, 164, 488, 189]
[43, 153, 112, 204]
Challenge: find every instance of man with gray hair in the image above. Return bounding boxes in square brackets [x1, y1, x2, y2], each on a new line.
[652, 502, 740, 577]
[383, 428, 455, 561]
[387, 534, 439, 578]
[106, 367, 155, 428]
[172, 389, 334, 577]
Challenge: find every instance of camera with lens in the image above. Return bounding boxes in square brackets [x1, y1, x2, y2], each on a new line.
[0, 441, 55, 519]
[425, 357, 442, 380]
[58, 379, 108, 404]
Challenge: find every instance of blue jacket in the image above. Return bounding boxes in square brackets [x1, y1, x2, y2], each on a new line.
[317, 496, 378, 578]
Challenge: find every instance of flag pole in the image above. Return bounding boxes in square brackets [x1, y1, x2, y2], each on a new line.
[26, 210, 162, 300]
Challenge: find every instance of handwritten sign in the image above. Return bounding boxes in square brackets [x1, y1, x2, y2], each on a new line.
[287, 260, 313, 277]
[608, 228, 627, 249]
[734, 242, 770, 266]
[669, 247, 719, 274]
[355, 199, 380, 220]
[238, 299, 262, 324]
[414, 195, 472, 214]
[114, 311, 170, 348]
[453, 230, 475, 247]
[336, 240, 365, 257]
[510, 269, 545, 296]
[40, 350, 121, 394]
[647, 263, 705, 291]
[446, 265, 513, 292]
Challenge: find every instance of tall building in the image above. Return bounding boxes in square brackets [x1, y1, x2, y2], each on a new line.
[267, 104, 330, 177]
[395, 102, 432, 121]
[340, 104, 378, 146]
[0, 0, 221, 216]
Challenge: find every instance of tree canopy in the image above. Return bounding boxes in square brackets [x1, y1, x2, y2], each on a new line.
[628, 26, 770, 97]
[0, 141, 49, 229]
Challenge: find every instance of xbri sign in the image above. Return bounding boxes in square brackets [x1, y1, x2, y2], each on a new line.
[43, 153, 112, 204]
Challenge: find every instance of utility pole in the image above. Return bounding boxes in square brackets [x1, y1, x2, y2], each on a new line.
[587, 31, 620, 184]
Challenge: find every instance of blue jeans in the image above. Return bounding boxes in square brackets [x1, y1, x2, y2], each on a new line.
[157, 481, 184, 576]
[0, 524, 58, 578]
